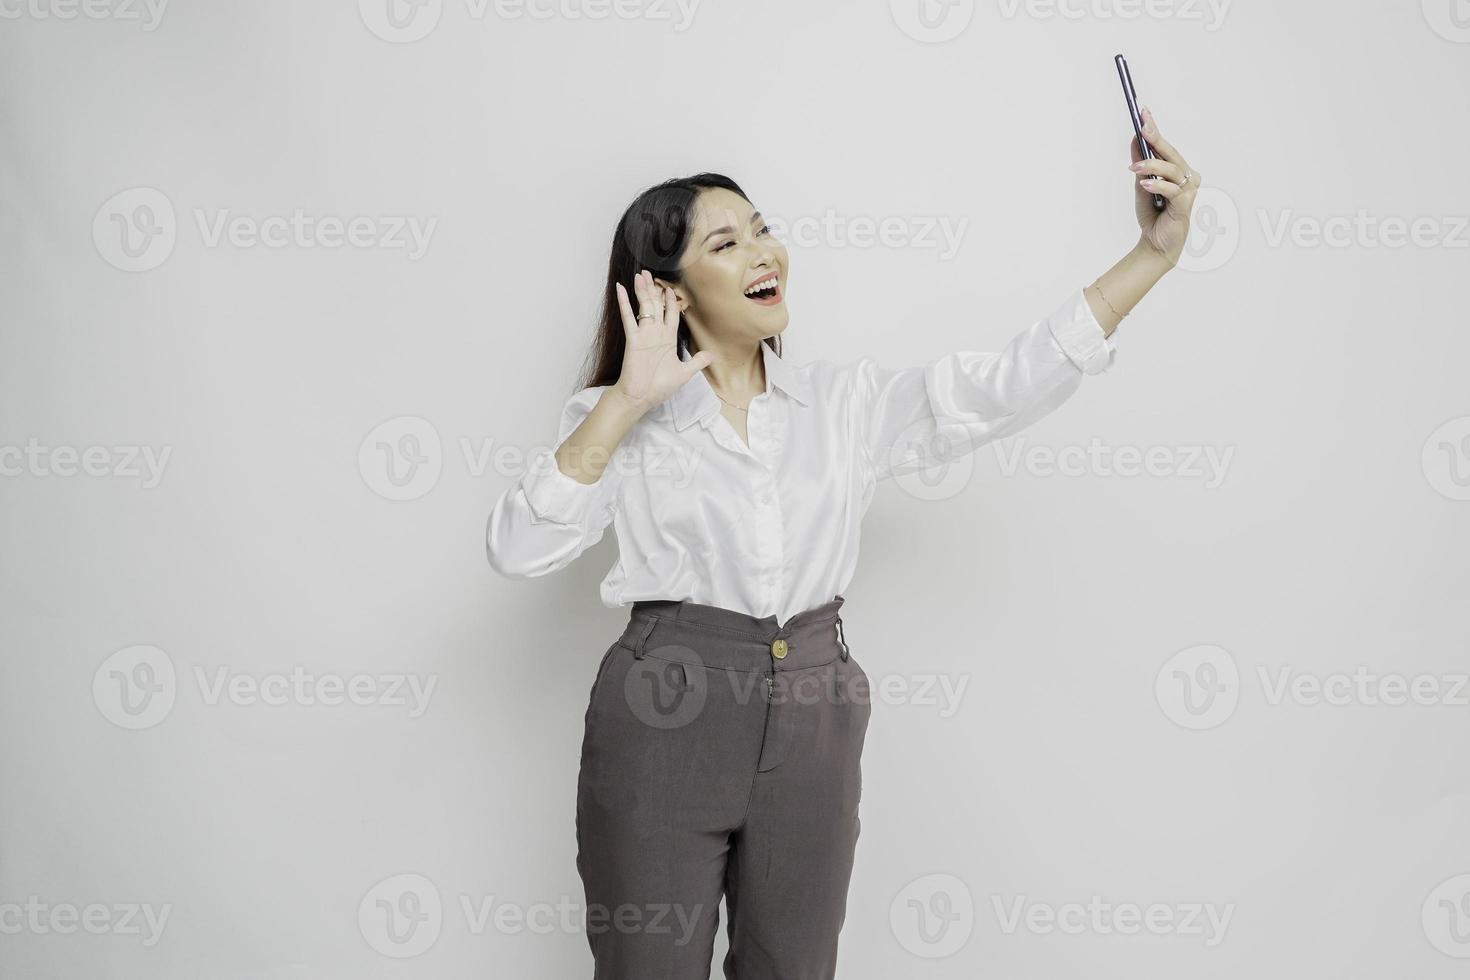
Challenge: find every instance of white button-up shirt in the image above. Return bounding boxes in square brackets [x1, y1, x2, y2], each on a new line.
[486, 287, 1118, 627]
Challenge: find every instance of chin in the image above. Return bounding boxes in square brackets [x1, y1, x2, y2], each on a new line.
[759, 307, 790, 333]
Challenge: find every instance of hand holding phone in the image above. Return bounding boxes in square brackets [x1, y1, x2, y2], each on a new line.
[1114, 54, 1166, 213]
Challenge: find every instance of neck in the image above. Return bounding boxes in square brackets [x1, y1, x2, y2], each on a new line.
[688, 332, 767, 401]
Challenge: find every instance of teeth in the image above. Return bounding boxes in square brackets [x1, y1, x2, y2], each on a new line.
[744, 276, 779, 296]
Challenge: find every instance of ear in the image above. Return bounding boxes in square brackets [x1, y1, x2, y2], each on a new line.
[652, 277, 688, 312]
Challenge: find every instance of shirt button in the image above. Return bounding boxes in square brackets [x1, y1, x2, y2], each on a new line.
[771, 638, 788, 659]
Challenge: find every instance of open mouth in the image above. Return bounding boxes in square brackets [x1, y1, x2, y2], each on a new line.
[743, 274, 782, 307]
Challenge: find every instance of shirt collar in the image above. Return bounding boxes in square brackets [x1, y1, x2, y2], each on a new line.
[664, 341, 812, 431]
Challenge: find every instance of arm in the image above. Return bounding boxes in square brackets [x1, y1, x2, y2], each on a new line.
[850, 285, 1123, 483]
[854, 96, 1200, 481]
[485, 384, 646, 578]
[486, 269, 712, 577]
[858, 102, 1193, 481]
[1083, 239, 1175, 337]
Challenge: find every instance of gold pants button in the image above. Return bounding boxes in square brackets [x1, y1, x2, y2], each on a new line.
[771, 638, 788, 660]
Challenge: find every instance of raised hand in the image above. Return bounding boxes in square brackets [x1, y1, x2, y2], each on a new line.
[1129, 105, 1201, 266]
[611, 270, 714, 413]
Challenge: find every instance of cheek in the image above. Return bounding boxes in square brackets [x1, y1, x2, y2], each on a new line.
[688, 262, 744, 305]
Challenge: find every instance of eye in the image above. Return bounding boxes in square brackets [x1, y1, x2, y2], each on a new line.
[758, 225, 771, 236]
[715, 240, 735, 251]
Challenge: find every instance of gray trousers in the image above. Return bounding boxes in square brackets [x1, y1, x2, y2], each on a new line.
[575, 594, 871, 979]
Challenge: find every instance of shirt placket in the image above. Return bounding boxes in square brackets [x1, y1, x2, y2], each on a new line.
[749, 394, 787, 612]
[707, 392, 788, 613]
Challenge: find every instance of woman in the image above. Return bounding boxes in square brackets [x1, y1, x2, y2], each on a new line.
[487, 107, 1198, 979]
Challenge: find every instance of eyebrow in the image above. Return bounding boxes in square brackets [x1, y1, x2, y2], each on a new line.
[700, 211, 763, 246]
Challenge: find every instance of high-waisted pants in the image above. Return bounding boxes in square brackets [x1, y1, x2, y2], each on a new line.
[574, 594, 871, 979]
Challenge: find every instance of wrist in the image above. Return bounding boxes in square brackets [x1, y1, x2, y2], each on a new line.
[1132, 236, 1179, 275]
[602, 384, 654, 425]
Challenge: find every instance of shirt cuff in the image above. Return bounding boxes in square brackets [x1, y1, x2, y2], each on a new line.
[519, 446, 607, 526]
[1047, 287, 1119, 376]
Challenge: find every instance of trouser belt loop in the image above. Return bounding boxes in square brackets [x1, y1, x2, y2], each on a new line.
[835, 614, 850, 662]
[630, 616, 659, 659]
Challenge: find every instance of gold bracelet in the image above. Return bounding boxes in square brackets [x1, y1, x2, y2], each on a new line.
[1089, 281, 1127, 320]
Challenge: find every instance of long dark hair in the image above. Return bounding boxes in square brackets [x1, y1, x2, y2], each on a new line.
[578, 172, 783, 391]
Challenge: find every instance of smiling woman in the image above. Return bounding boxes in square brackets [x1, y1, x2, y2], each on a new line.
[486, 125, 1196, 977]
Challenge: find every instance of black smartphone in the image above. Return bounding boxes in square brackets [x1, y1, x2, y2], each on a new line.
[1114, 54, 1166, 212]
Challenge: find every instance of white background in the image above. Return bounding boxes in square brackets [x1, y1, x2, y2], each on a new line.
[2, 0, 1469, 977]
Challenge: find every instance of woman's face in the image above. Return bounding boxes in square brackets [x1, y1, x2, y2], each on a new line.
[664, 186, 789, 343]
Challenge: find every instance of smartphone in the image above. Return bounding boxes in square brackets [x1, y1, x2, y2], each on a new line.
[1114, 54, 1166, 212]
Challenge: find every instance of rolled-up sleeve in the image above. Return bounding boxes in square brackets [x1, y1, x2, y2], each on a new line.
[850, 287, 1119, 482]
[485, 385, 622, 578]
